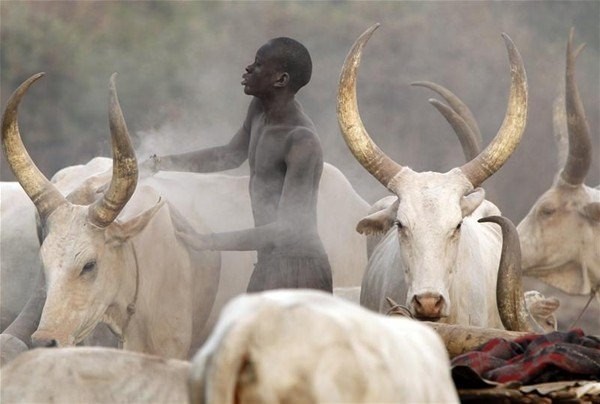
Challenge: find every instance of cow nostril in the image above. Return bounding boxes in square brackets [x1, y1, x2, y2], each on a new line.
[32, 337, 58, 349]
[412, 293, 444, 317]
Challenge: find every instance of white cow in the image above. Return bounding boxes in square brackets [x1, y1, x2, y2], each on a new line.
[517, 29, 600, 306]
[337, 24, 531, 330]
[190, 289, 459, 403]
[0, 347, 190, 403]
[1, 73, 221, 359]
[1, 159, 121, 368]
[357, 81, 560, 332]
[1, 157, 113, 333]
[1, 161, 368, 364]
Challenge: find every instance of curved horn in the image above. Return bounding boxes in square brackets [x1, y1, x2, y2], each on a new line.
[1, 73, 67, 222]
[412, 81, 483, 148]
[337, 23, 403, 188]
[88, 73, 138, 228]
[560, 27, 591, 186]
[460, 34, 528, 188]
[552, 95, 569, 171]
[427, 98, 480, 161]
[478, 216, 532, 332]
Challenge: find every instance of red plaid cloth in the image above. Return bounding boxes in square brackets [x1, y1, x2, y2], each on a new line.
[451, 329, 600, 385]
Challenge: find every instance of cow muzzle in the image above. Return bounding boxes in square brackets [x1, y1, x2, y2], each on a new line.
[31, 330, 69, 348]
[411, 292, 445, 320]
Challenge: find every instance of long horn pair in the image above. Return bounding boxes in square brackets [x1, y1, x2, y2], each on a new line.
[337, 24, 528, 189]
[1, 73, 137, 228]
[560, 27, 591, 186]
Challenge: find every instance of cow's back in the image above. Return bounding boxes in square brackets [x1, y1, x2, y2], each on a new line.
[0, 347, 190, 403]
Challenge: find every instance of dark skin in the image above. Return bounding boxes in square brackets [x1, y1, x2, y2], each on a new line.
[144, 40, 327, 261]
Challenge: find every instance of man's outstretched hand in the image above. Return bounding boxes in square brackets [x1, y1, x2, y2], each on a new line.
[138, 154, 160, 178]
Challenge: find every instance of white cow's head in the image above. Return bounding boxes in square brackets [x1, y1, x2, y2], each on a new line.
[517, 29, 600, 295]
[338, 24, 528, 321]
[1, 73, 155, 347]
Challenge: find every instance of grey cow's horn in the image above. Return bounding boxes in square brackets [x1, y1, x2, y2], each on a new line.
[337, 23, 404, 188]
[560, 27, 591, 186]
[478, 216, 532, 332]
[88, 73, 138, 228]
[412, 81, 482, 161]
[459, 34, 528, 188]
[1, 73, 68, 223]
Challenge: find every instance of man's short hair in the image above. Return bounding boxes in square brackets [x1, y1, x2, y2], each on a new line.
[268, 37, 312, 92]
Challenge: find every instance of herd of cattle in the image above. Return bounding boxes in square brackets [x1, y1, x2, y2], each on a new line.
[0, 25, 598, 402]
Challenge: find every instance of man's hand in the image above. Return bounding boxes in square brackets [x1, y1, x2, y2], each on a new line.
[138, 154, 161, 178]
[175, 229, 215, 251]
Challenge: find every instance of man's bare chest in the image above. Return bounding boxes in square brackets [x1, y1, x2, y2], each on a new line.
[248, 126, 290, 174]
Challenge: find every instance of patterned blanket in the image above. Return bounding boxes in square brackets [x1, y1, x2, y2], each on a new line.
[451, 329, 600, 386]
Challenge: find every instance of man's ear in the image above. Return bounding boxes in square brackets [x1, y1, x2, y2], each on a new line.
[274, 72, 289, 88]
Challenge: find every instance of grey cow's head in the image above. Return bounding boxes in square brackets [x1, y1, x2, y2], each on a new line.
[1, 73, 156, 347]
[517, 29, 600, 296]
[337, 24, 528, 321]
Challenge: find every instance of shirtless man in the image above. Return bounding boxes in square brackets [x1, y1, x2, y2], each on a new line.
[144, 37, 332, 293]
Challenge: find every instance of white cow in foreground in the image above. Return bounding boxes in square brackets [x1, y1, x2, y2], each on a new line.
[517, 29, 600, 306]
[338, 24, 531, 330]
[190, 289, 459, 404]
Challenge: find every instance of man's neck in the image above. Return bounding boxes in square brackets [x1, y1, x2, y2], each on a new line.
[259, 92, 298, 124]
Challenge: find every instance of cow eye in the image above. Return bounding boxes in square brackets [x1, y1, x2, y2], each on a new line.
[81, 260, 97, 275]
[456, 221, 462, 231]
[539, 205, 556, 217]
[394, 220, 404, 229]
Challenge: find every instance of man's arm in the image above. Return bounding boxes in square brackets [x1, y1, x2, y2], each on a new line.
[178, 128, 323, 252]
[144, 100, 258, 173]
[155, 126, 248, 173]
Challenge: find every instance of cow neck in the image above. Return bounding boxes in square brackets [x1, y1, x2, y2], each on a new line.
[107, 241, 140, 347]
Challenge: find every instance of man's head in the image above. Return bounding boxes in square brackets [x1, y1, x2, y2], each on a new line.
[243, 37, 312, 96]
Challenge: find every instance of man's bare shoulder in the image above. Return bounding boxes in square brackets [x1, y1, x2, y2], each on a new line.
[285, 126, 323, 157]
[287, 125, 320, 142]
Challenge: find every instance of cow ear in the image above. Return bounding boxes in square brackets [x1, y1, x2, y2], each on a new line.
[106, 199, 164, 244]
[582, 202, 600, 223]
[461, 187, 485, 217]
[356, 198, 399, 235]
[66, 174, 109, 205]
[526, 295, 560, 317]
